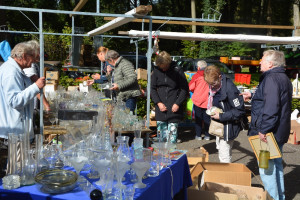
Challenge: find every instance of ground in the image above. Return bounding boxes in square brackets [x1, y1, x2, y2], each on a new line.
[175, 127, 300, 200]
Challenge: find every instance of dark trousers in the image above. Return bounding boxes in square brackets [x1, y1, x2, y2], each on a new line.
[194, 105, 211, 137]
[125, 97, 137, 114]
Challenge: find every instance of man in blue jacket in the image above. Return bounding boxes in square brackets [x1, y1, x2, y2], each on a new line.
[242, 50, 292, 200]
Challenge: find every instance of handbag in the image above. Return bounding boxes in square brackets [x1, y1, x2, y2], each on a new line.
[209, 119, 224, 138]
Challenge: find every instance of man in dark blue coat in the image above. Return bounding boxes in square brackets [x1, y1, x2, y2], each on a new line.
[242, 50, 292, 200]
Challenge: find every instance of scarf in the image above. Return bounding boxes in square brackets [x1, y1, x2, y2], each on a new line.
[207, 85, 221, 110]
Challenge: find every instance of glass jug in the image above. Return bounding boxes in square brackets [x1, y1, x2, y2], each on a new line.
[116, 136, 131, 162]
[259, 150, 270, 169]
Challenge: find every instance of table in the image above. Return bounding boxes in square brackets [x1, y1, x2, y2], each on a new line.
[0, 154, 192, 200]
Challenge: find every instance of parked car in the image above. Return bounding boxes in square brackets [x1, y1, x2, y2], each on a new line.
[175, 58, 235, 80]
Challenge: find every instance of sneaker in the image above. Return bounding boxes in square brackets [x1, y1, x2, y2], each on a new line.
[195, 136, 202, 140]
[204, 136, 210, 141]
[176, 139, 182, 143]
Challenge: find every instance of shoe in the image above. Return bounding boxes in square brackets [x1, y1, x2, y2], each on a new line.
[195, 136, 202, 140]
[204, 136, 210, 141]
[176, 139, 182, 143]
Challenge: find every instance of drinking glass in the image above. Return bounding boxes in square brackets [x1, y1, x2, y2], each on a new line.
[49, 115, 56, 129]
[90, 149, 111, 186]
[131, 148, 151, 189]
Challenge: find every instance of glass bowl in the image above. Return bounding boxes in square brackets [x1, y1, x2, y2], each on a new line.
[35, 169, 78, 194]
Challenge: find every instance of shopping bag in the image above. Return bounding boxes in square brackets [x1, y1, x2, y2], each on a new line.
[208, 120, 224, 138]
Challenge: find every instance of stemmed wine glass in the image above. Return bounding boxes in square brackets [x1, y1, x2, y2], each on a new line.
[65, 150, 88, 183]
[49, 115, 56, 129]
[89, 149, 111, 186]
[131, 148, 151, 189]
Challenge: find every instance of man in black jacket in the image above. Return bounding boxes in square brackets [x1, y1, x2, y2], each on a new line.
[151, 51, 189, 143]
[242, 50, 292, 200]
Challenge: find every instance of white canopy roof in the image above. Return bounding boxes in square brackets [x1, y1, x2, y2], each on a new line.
[124, 30, 300, 44]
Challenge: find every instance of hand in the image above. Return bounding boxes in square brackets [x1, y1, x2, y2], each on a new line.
[157, 102, 167, 112]
[240, 92, 251, 102]
[259, 132, 268, 143]
[35, 77, 45, 89]
[86, 79, 94, 86]
[92, 73, 100, 80]
[211, 111, 220, 120]
[110, 83, 119, 90]
[172, 104, 179, 112]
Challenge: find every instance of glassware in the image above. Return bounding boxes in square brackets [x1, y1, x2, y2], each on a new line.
[2, 175, 21, 190]
[90, 149, 111, 186]
[148, 152, 161, 177]
[35, 134, 49, 173]
[123, 184, 135, 200]
[7, 133, 19, 175]
[49, 115, 56, 129]
[66, 150, 88, 181]
[131, 148, 151, 189]
[116, 136, 131, 162]
[115, 159, 130, 189]
[259, 150, 270, 169]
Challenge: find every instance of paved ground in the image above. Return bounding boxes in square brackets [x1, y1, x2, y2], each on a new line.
[174, 127, 300, 200]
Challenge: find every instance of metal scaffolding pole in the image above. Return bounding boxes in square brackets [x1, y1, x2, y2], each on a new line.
[39, 11, 44, 135]
[146, 19, 153, 128]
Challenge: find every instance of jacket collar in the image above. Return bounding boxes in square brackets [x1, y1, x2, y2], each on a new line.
[114, 56, 123, 68]
[155, 61, 177, 72]
[8, 56, 26, 76]
[259, 66, 285, 82]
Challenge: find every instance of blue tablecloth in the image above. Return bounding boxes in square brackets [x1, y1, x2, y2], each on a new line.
[0, 154, 192, 200]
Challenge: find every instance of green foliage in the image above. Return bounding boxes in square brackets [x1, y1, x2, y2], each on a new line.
[181, 40, 200, 58]
[292, 99, 300, 111]
[58, 72, 75, 89]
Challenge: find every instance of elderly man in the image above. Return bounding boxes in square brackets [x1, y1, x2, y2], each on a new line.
[242, 50, 292, 200]
[0, 41, 45, 177]
[189, 60, 211, 140]
[105, 50, 141, 113]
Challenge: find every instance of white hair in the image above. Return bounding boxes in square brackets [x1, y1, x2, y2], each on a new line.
[10, 40, 40, 59]
[263, 50, 285, 67]
[197, 60, 207, 70]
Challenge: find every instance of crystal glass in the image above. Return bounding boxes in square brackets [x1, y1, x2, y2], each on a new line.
[116, 136, 131, 162]
[66, 150, 88, 180]
[90, 149, 111, 186]
[115, 159, 130, 189]
[44, 144, 60, 169]
[131, 148, 151, 189]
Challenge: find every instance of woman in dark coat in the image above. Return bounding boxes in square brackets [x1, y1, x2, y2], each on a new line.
[151, 51, 189, 143]
[204, 65, 246, 162]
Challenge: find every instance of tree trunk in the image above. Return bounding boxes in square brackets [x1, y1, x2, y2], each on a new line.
[266, 0, 272, 35]
[294, 2, 300, 36]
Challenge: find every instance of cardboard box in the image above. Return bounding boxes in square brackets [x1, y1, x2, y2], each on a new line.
[149, 119, 157, 127]
[188, 188, 239, 200]
[46, 71, 59, 80]
[289, 120, 300, 144]
[187, 147, 209, 170]
[67, 86, 79, 91]
[46, 79, 58, 84]
[190, 162, 252, 189]
[200, 182, 271, 200]
[136, 68, 148, 80]
[44, 84, 57, 93]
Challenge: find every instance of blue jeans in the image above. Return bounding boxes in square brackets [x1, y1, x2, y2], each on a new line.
[259, 144, 284, 200]
[125, 97, 137, 114]
[194, 105, 211, 137]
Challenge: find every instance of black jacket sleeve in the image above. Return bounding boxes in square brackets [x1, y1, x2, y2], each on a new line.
[150, 70, 162, 104]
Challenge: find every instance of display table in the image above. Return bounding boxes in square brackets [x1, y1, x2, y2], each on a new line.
[0, 154, 192, 200]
